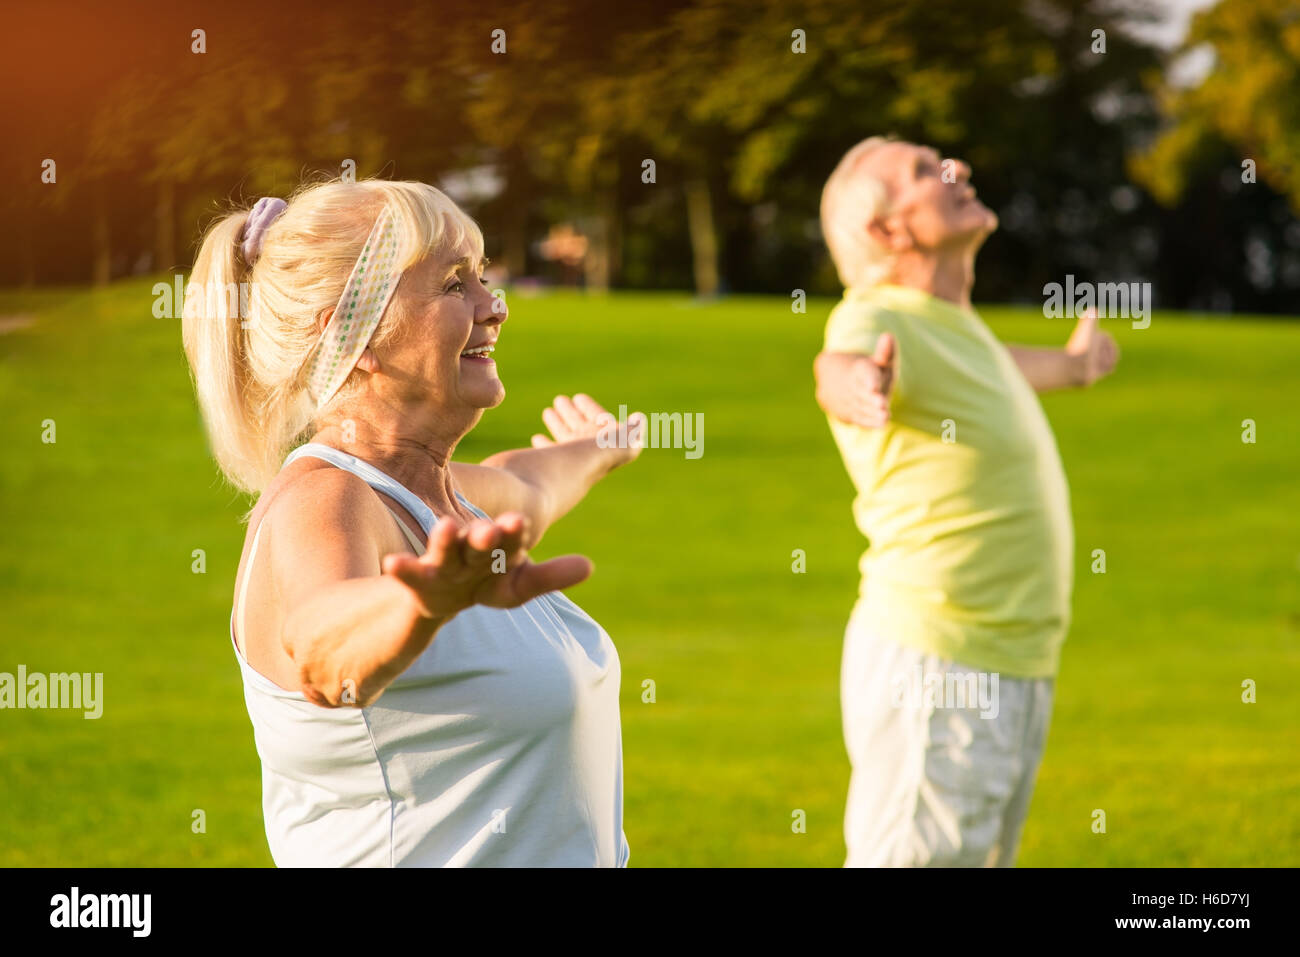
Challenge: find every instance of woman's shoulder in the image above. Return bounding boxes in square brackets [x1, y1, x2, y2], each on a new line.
[249, 457, 400, 561]
[258, 456, 374, 519]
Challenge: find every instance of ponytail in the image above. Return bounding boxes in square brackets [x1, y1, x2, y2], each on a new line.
[181, 210, 283, 496]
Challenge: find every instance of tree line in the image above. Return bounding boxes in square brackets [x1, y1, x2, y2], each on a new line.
[4, 0, 1297, 313]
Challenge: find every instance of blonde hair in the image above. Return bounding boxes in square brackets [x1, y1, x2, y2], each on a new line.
[181, 178, 483, 497]
[820, 136, 896, 289]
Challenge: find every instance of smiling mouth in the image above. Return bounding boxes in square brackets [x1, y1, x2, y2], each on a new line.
[460, 343, 495, 361]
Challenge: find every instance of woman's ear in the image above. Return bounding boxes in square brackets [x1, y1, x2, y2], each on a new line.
[315, 308, 334, 336]
[356, 346, 381, 374]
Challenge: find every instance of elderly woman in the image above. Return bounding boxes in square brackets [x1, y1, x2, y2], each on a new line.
[181, 179, 644, 867]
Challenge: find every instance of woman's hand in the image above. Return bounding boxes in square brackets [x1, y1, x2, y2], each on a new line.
[532, 393, 646, 468]
[468, 395, 646, 552]
[381, 511, 592, 620]
[294, 511, 591, 710]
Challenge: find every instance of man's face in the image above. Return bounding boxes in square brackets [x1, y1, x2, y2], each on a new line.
[858, 141, 997, 254]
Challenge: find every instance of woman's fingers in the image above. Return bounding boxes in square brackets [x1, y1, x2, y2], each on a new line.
[384, 552, 432, 598]
[572, 393, 607, 423]
[551, 394, 587, 433]
[460, 519, 501, 569]
[508, 554, 593, 604]
[541, 393, 631, 445]
[425, 514, 462, 559]
[388, 510, 583, 615]
[381, 551, 415, 579]
[610, 411, 646, 460]
[530, 433, 554, 448]
[625, 411, 646, 449]
[541, 406, 569, 441]
[493, 512, 529, 558]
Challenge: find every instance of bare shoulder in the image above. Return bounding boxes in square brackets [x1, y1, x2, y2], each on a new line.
[255, 460, 403, 589]
[232, 459, 398, 670]
[265, 459, 383, 525]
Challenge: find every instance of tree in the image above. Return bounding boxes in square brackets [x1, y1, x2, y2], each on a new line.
[1131, 0, 1300, 213]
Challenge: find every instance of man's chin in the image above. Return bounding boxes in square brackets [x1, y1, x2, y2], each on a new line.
[943, 206, 998, 249]
[966, 208, 998, 250]
[966, 200, 998, 236]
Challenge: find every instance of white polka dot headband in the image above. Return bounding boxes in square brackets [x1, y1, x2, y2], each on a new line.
[303, 206, 405, 408]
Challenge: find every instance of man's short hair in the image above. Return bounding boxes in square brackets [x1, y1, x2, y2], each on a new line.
[820, 136, 896, 289]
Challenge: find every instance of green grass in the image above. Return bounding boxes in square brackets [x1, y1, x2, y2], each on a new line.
[0, 279, 1297, 866]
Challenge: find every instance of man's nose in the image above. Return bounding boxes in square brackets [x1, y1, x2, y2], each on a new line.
[947, 158, 972, 183]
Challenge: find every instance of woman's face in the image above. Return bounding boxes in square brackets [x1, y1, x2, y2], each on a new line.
[381, 239, 508, 415]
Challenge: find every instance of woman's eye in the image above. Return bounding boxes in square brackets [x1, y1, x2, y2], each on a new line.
[479, 277, 490, 287]
[447, 279, 465, 294]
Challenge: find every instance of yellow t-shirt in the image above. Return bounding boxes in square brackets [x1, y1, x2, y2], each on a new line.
[823, 283, 1074, 678]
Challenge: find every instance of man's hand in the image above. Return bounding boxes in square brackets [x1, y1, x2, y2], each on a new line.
[1065, 309, 1120, 387]
[814, 333, 897, 428]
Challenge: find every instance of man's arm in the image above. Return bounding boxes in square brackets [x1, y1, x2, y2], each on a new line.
[814, 333, 897, 427]
[1007, 309, 1119, 392]
[1004, 346, 1088, 392]
[454, 394, 644, 548]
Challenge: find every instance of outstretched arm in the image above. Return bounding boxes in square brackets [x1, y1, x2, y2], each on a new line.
[454, 394, 645, 548]
[1007, 309, 1119, 392]
[275, 470, 591, 708]
[814, 333, 897, 428]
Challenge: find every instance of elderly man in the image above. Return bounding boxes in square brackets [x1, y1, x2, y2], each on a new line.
[814, 137, 1119, 867]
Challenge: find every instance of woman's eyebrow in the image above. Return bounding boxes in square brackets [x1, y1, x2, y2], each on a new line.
[443, 255, 490, 275]
[439, 257, 473, 281]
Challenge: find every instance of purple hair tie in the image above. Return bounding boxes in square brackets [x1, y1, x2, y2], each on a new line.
[241, 197, 288, 264]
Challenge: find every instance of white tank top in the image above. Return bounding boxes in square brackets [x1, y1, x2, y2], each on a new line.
[229, 442, 629, 867]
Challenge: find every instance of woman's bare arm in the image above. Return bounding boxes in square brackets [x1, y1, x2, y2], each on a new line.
[270, 469, 591, 708]
[453, 394, 644, 548]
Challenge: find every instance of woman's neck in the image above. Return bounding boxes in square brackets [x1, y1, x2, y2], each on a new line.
[311, 406, 470, 517]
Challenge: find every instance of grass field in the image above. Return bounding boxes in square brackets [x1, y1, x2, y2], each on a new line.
[0, 279, 1297, 867]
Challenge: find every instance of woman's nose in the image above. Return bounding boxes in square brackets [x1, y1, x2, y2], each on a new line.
[477, 284, 508, 324]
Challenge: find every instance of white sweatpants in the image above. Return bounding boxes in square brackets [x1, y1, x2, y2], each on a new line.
[841, 611, 1055, 867]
